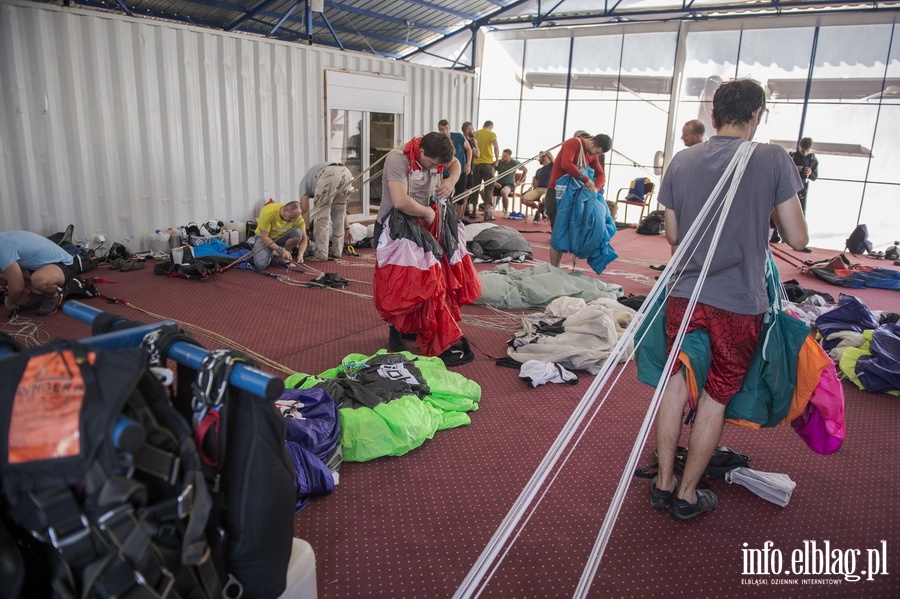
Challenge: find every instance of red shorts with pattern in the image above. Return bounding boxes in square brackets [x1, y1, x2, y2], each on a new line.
[665, 296, 764, 405]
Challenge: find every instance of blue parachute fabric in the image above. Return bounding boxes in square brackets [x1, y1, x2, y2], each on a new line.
[815, 294, 881, 351]
[847, 268, 900, 291]
[856, 324, 900, 394]
[280, 387, 340, 513]
[550, 173, 618, 275]
[191, 238, 231, 257]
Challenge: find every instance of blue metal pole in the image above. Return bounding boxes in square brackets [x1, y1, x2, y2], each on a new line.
[61, 302, 285, 401]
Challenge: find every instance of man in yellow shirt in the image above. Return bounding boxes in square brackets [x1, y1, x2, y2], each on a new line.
[472, 120, 500, 221]
[252, 200, 308, 269]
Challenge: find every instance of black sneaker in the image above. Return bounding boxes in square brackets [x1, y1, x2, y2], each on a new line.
[650, 476, 676, 511]
[388, 326, 404, 352]
[19, 294, 46, 311]
[36, 294, 61, 316]
[672, 489, 718, 520]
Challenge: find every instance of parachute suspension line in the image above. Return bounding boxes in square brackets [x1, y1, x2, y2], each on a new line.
[574, 140, 758, 598]
[452, 142, 758, 599]
[448, 142, 565, 207]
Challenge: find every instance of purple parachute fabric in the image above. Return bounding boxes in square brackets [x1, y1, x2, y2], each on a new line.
[280, 387, 341, 513]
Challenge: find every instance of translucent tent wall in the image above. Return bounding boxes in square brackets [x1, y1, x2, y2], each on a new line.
[477, 12, 900, 252]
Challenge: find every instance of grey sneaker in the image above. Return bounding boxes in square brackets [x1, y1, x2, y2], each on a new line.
[672, 488, 718, 520]
[650, 476, 676, 510]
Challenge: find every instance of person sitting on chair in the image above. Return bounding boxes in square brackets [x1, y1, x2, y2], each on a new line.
[494, 149, 527, 218]
[522, 151, 554, 223]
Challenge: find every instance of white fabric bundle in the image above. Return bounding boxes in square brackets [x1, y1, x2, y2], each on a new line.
[725, 467, 797, 508]
[519, 360, 578, 387]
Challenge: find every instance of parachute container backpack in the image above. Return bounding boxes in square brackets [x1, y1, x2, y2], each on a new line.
[0, 342, 228, 598]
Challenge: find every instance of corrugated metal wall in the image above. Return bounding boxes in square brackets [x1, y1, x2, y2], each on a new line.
[0, 0, 476, 249]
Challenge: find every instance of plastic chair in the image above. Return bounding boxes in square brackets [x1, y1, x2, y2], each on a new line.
[614, 187, 654, 224]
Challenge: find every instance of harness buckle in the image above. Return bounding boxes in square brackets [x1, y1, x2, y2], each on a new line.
[47, 514, 90, 550]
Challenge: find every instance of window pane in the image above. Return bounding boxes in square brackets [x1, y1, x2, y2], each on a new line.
[522, 38, 572, 101]
[517, 101, 566, 163]
[802, 104, 877, 181]
[810, 24, 893, 102]
[329, 109, 363, 214]
[565, 100, 616, 143]
[479, 37, 524, 100]
[868, 104, 900, 184]
[805, 180, 864, 251]
[886, 24, 900, 105]
[682, 30, 740, 131]
[859, 183, 900, 250]
[740, 27, 815, 105]
[477, 100, 521, 159]
[569, 34, 624, 101]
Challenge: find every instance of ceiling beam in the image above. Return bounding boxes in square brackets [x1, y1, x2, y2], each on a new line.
[326, 1, 450, 35]
[224, 0, 281, 31]
[401, 0, 480, 22]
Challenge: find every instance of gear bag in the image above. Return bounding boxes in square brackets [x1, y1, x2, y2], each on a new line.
[0, 341, 227, 598]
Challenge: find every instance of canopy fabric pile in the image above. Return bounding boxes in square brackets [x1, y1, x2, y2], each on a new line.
[507, 296, 636, 374]
[374, 202, 481, 356]
[475, 263, 623, 309]
[550, 173, 618, 275]
[285, 351, 481, 463]
[468, 224, 532, 262]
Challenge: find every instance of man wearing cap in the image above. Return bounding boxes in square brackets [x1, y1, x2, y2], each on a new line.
[546, 132, 612, 267]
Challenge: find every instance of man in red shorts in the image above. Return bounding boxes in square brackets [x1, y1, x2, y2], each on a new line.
[651, 79, 808, 520]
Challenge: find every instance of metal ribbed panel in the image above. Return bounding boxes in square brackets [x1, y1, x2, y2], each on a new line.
[0, 0, 474, 249]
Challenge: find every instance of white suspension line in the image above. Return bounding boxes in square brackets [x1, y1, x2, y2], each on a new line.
[453, 142, 759, 599]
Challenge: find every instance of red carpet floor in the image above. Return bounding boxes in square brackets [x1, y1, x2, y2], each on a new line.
[9, 220, 899, 598]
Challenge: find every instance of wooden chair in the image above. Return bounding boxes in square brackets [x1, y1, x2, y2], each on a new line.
[614, 184, 655, 224]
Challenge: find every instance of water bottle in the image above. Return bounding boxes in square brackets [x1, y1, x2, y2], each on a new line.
[167, 227, 181, 249]
[230, 220, 247, 243]
[150, 230, 170, 254]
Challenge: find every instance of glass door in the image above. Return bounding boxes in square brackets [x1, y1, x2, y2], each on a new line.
[329, 110, 401, 219]
[328, 110, 364, 216]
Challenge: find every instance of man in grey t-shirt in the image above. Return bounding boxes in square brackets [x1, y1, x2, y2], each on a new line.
[374, 132, 461, 352]
[650, 79, 808, 521]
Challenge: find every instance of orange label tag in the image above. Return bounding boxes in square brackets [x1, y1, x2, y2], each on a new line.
[8, 351, 87, 463]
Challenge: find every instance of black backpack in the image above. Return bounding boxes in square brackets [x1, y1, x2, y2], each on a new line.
[845, 224, 872, 255]
[0, 341, 223, 598]
[637, 210, 665, 235]
[0, 338, 295, 598]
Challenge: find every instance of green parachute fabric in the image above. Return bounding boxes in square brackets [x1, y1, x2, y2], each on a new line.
[285, 351, 481, 462]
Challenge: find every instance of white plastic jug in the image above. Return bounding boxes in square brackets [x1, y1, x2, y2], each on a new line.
[230, 220, 247, 243]
[150, 230, 170, 254]
[167, 228, 182, 249]
[228, 229, 240, 245]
